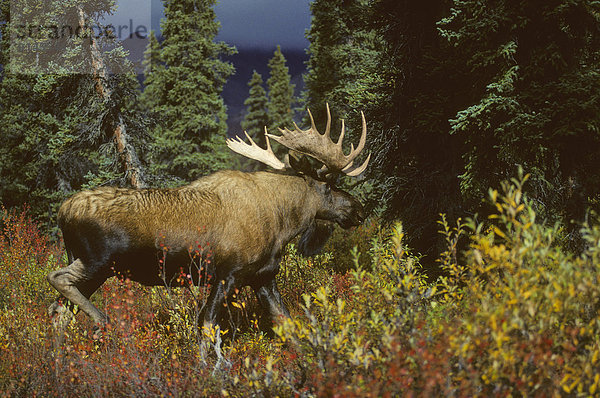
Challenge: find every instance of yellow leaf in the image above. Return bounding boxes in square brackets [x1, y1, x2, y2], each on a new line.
[591, 374, 600, 395]
[493, 227, 507, 240]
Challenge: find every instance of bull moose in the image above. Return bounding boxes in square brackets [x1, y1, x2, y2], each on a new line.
[47, 105, 370, 335]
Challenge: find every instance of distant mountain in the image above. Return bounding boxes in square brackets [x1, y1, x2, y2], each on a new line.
[122, 37, 308, 137]
[223, 47, 308, 136]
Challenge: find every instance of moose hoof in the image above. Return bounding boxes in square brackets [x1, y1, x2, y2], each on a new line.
[92, 325, 104, 341]
[48, 301, 68, 318]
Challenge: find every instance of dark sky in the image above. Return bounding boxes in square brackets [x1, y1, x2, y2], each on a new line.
[214, 1, 311, 50]
[143, 0, 311, 50]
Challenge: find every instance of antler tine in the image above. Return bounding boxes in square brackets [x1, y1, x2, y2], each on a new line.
[343, 152, 371, 177]
[337, 118, 345, 147]
[263, 126, 274, 151]
[244, 130, 257, 145]
[226, 129, 286, 170]
[324, 103, 331, 138]
[307, 108, 318, 133]
[344, 111, 367, 164]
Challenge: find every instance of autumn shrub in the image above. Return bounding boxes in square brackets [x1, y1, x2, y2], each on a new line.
[322, 217, 380, 272]
[2, 172, 600, 396]
[277, 244, 334, 315]
[0, 207, 61, 394]
[437, 173, 600, 396]
[232, 223, 446, 396]
[0, 206, 60, 304]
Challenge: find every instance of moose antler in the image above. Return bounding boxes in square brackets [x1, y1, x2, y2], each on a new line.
[266, 104, 370, 177]
[226, 128, 286, 170]
[227, 105, 370, 177]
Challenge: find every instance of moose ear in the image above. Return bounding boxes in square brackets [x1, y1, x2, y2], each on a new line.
[288, 151, 317, 177]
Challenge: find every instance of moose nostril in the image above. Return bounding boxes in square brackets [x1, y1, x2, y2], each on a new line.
[358, 210, 365, 222]
[354, 212, 364, 225]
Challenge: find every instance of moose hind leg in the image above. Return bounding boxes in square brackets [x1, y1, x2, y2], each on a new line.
[47, 259, 108, 325]
[48, 277, 107, 318]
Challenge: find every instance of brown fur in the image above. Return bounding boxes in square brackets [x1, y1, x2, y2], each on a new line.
[49, 169, 364, 331]
[59, 171, 321, 270]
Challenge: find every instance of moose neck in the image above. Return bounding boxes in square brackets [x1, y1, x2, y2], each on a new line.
[249, 171, 324, 242]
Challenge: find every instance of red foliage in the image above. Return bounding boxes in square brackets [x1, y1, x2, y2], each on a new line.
[0, 205, 59, 272]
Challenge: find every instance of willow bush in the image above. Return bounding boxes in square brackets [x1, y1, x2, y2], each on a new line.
[1, 173, 599, 396]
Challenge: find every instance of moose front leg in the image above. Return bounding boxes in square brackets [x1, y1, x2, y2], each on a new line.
[254, 278, 290, 333]
[202, 275, 236, 334]
[201, 275, 237, 365]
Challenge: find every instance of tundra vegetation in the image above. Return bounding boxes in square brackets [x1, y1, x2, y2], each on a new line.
[2, 173, 600, 395]
[1, 0, 600, 396]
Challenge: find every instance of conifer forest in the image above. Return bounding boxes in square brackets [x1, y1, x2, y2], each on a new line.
[1, 0, 600, 396]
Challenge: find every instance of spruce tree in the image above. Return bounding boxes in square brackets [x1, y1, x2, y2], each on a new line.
[267, 45, 295, 133]
[240, 71, 270, 170]
[142, 0, 236, 182]
[140, 30, 164, 111]
[303, 0, 344, 117]
[241, 71, 269, 145]
[439, 0, 600, 235]
[304, 0, 466, 269]
[366, 0, 466, 264]
[303, 0, 385, 129]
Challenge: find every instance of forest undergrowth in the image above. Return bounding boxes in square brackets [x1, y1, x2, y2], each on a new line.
[1, 173, 599, 396]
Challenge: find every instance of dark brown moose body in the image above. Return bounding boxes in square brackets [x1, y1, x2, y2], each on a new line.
[50, 170, 364, 330]
[47, 105, 369, 335]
